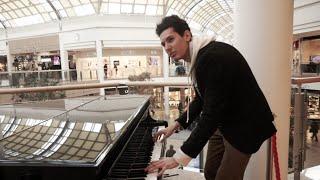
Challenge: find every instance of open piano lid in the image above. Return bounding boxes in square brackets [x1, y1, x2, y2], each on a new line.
[0, 95, 151, 180]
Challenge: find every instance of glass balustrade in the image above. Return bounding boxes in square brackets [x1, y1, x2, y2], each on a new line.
[0, 67, 168, 88]
[0, 70, 98, 88]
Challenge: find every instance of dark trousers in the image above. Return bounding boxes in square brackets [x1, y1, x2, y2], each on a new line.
[204, 131, 251, 180]
[311, 132, 318, 142]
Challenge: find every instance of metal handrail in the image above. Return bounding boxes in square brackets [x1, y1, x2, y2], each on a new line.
[291, 77, 320, 85]
[0, 69, 76, 75]
[0, 81, 191, 94]
[3, 76, 320, 95]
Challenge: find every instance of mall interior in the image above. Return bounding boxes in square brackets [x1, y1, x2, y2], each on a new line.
[0, 0, 320, 180]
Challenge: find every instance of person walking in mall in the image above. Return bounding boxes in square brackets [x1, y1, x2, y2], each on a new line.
[310, 120, 319, 142]
[165, 145, 176, 157]
[104, 64, 108, 79]
[145, 15, 277, 180]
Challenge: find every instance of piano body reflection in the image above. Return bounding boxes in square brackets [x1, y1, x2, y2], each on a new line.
[0, 95, 167, 180]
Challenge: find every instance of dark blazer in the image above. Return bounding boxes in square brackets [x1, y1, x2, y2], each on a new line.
[176, 41, 277, 158]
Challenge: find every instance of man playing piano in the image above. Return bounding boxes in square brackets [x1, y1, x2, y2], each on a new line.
[145, 15, 277, 180]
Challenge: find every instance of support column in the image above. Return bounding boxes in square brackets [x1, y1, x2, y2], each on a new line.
[163, 50, 169, 79]
[6, 42, 13, 73]
[234, 1, 293, 180]
[180, 88, 186, 108]
[298, 38, 302, 76]
[164, 86, 170, 120]
[59, 46, 69, 81]
[96, 40, 105, 96]
[163, 50, 170, 120]
[6, 41, 14, 87]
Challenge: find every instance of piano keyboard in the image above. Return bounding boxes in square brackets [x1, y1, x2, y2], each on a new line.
[105, 120, 167, 180]
[146, 127, 165, 180]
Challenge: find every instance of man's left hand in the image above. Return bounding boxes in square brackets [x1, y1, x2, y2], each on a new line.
[144, 157, 179, 176]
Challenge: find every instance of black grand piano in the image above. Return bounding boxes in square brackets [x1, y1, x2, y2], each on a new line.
[0, 95, 167, 180]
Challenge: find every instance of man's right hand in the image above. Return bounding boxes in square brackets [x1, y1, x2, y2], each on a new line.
[153, 121, 180, 142]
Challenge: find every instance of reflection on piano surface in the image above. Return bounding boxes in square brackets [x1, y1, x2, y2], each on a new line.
[0, 95, 167, 180]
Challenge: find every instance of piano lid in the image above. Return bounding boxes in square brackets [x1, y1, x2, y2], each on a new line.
[0, 95, 150, 167]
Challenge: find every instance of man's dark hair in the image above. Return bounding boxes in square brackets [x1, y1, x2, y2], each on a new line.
[156, 15, 191, 37]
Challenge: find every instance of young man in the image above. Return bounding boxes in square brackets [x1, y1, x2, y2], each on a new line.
[145, 15, 277, 180]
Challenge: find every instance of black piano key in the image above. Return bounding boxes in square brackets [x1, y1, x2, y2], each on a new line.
[113, 163, 148, 169]
[106, 120, 164, 180]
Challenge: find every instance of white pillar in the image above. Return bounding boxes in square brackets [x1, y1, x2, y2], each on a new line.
[163, 50, 170, 120]
[234, 1, 293, 180]
[6, 42, 14, 87]
[163, 49, 169, 79]
[96, 40, 105, 96]
[164, 86, 170, 120]
[6, 42, 13, 73]
[59, 47, 69, 81]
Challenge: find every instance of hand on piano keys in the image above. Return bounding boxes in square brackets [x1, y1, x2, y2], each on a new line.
[153, 121, 181, 142]
[144, 157, 179, 176]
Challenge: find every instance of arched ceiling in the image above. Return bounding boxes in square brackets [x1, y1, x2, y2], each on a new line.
[0, 0, 233, 41]
[166, 0, 233, 42]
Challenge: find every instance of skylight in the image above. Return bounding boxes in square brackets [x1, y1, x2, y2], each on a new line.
[0, 0, 234, 41]
[109, 3, 121, 14]
[12, 14, 44, 27]
[121, 4, 133, 13]
[145, 5, 157, 15]
[74, 4, 95, 16]
[134, 4, 145, 13]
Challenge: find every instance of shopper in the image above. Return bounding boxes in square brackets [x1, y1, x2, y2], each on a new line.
[145, 15, 277, 180]
[114, 64, 118, 76]
[104, 64, 108, 79]
[310, 120, 319, 142]
[165, 145, 176, 157]
[69, 59, 77, 80]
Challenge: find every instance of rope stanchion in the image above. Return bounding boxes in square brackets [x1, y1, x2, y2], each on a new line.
[272, 133, 281, 180]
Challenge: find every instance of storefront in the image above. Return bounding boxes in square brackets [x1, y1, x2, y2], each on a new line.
[307, 92, 320, 120]
[11, 53, 62, 72]
[70, 47, 163, 80]
[0, 56, 7, 72]
[294, 37, 320, 75]
[168, 87, 193, 109]
[103, 48, 163, 79]
[39, 55, 61, 70]
[8, 35, 60, 72]
[0, 56, 8, 87]
[72, 50, 98, 81]
[12, 54, 37, 71]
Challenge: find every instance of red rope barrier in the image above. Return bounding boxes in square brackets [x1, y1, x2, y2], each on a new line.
[272, 134, 281, 180]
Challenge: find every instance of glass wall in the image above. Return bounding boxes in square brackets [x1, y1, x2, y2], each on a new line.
[103, 48, 163, 79]
[71, 50, 98, 81]
[71, 48, 163, 80]
[293, 38, 320, 77]
[0, 56, 7, 72]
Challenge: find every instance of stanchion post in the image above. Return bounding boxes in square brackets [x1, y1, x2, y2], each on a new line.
[293, 85, 304, 180]
[266, 138, 273, 180]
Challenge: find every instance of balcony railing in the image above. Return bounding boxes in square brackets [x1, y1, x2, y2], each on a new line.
[0, 68, 168, 88]
[0, 70, 96, 88]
